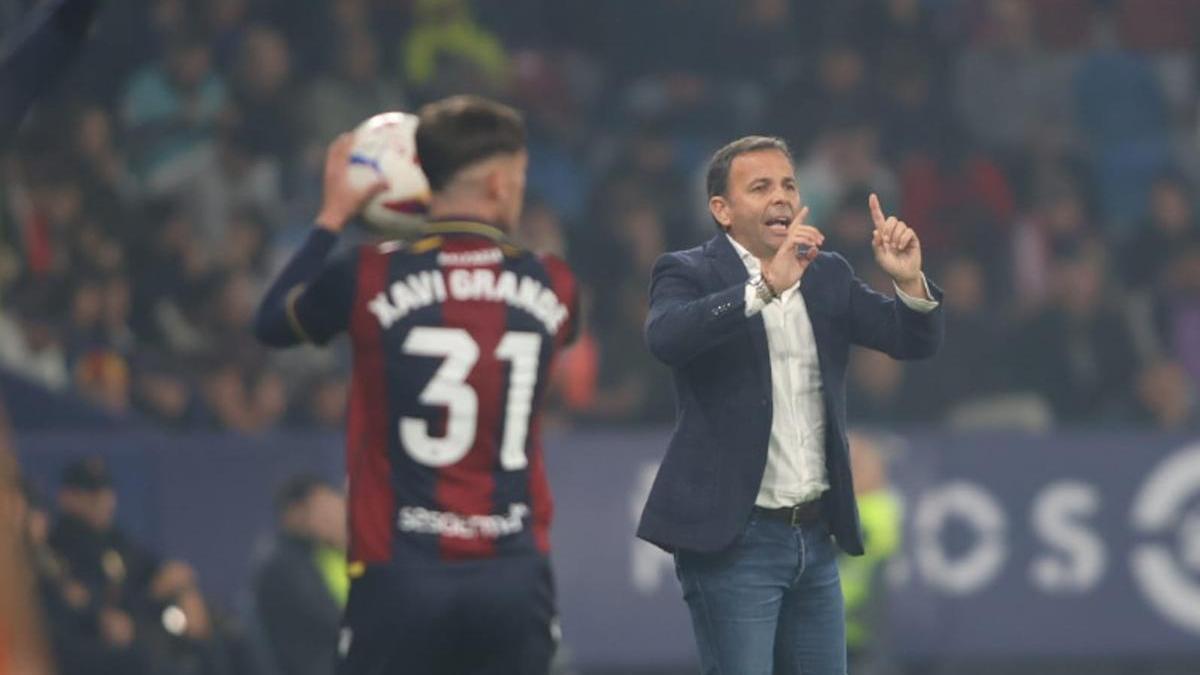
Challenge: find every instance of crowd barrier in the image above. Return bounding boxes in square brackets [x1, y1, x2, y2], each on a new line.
[16, 429, 1200, 669]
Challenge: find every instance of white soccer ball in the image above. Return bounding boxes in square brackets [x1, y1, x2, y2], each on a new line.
[346, 111, 431, 239]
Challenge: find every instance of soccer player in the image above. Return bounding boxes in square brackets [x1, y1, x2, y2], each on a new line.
[254, 95, 579, 675]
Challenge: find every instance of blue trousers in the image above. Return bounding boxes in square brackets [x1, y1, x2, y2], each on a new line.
[674, 513, 847, 675]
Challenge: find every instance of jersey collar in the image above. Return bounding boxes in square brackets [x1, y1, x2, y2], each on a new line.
[425, 219, 510, 243]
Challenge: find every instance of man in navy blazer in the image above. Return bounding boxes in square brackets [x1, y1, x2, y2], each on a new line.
[637, 136, 943, 675]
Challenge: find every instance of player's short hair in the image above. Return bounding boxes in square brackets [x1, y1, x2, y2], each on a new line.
[416, 95, 526, 192]
[274, 474, 334, 517]
[706, 136, 793, 199]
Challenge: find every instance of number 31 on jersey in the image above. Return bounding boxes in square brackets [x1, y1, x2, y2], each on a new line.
[400, 326, 541, 471]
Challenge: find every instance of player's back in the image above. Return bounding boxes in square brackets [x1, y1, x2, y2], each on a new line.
[342, 221, 578, 568]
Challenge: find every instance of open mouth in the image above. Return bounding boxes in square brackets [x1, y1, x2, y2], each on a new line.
[764, 215, 791, 233]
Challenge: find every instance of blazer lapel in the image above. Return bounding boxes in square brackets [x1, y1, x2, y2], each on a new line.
[706, 235, 772, 394]
[800, 257, 837, 426]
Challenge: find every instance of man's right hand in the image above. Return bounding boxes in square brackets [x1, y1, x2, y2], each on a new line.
[763, 206, 823, 294]
[315, 133, 389, 234]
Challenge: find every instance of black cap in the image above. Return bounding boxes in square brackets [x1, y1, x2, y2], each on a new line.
[60, 457, 112, 491]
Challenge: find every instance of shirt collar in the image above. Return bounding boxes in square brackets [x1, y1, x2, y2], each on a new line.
[725, 233, 802, 298]
[725, 234, 761, 275]
[426, 218, 510, 243]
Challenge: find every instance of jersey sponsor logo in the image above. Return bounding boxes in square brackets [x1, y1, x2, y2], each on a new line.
[368, 269, 569, 335]
[397, 503, 530, 539]
[437, 247, 503, 267]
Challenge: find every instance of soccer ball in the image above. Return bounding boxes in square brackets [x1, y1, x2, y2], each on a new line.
[346, 111, 432, 239]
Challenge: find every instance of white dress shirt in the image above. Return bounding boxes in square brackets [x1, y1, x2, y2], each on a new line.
[725, 235, 938, 508]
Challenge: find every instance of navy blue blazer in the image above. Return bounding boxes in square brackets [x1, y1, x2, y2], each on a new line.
[636, 234, 944, 556]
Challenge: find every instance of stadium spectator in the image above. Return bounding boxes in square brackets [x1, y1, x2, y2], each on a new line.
[130, 350, 205, 428]
[847, 348, 917, 427]
[19, 479, 150, 675]
[795, 116, 898, 230]
[1013, 248, 1142, 424]
[953, 0, 1068, 160]
[896, 124, 1016, 267]
[1010, 175, 1096, 315]
[1158, 241, 1200, 386]
[1074, 10, 1172, 228]
[840, 431, 902, 675]
[301, 28, 408, 163]
[0, 286, 69, 391]
[910, 255, 1013, 421]
[772, 42, 872, 155]
[49, 459, 202, 622]
[120, 30, 228, 196]
[1121, 171, 1200, 292]
[402, 0, 510, 99]
[254, 475, 346, 675]
[48, 457, 240, 674]
[227, 26, 297, 172]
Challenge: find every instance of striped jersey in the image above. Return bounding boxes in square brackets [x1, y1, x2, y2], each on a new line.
[290, 220, 579, 565]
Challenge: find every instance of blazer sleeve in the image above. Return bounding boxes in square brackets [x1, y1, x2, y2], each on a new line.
[644, 251, 753, 367]
[842, 255, 944, 360]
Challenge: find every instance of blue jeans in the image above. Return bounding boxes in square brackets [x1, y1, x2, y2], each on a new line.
[674, 513, 846, 675]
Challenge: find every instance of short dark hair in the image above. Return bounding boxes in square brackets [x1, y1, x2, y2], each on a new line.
[416, 95, 526, 192]
[274, 474, 333, 517]
[706, 136, 792, 199]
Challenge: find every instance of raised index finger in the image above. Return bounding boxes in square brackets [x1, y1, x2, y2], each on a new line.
[789, 205, 811, 231]
[869, 193, 887, 229]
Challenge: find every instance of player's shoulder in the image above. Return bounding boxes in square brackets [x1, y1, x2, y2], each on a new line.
[348, 235, 447, 270]
[652, 243, 707, 275]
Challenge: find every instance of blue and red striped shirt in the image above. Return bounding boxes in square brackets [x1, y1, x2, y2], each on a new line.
[256, 220, 579, 566]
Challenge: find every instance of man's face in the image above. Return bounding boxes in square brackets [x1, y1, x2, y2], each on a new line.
[710, 149, 800, 261]
[304, 487, 347, 550]
[60, 487, 117, 532]
[168, 45, 211, 91]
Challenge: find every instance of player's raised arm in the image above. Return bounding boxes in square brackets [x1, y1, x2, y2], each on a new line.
[253, 134, 387, 347]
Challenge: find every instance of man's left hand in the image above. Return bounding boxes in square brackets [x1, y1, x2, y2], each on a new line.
[868, 193, 926, 297]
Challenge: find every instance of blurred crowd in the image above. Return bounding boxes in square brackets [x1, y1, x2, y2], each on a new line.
[1, 0, 1199, 433]
[12, 453, 351, 675]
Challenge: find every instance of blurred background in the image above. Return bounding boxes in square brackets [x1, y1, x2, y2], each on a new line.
[2, 0, 1199, 673]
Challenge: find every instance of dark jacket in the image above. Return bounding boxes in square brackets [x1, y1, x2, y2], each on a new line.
[254, 534, 341, 675]
[637, 234, 944, 555]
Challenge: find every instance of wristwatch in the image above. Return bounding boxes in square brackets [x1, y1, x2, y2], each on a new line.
[750, 274, 777, 304]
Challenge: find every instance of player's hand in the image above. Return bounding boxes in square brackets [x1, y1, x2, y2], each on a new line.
[316, 133, 388, 233]
[762, 206, 822, 294]
[869, 193, 925, 296]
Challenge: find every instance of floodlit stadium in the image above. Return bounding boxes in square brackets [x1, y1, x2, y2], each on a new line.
[2, 1, 1200, 674]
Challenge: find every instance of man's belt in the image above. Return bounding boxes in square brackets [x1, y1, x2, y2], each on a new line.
[753, 500, 825, 527]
